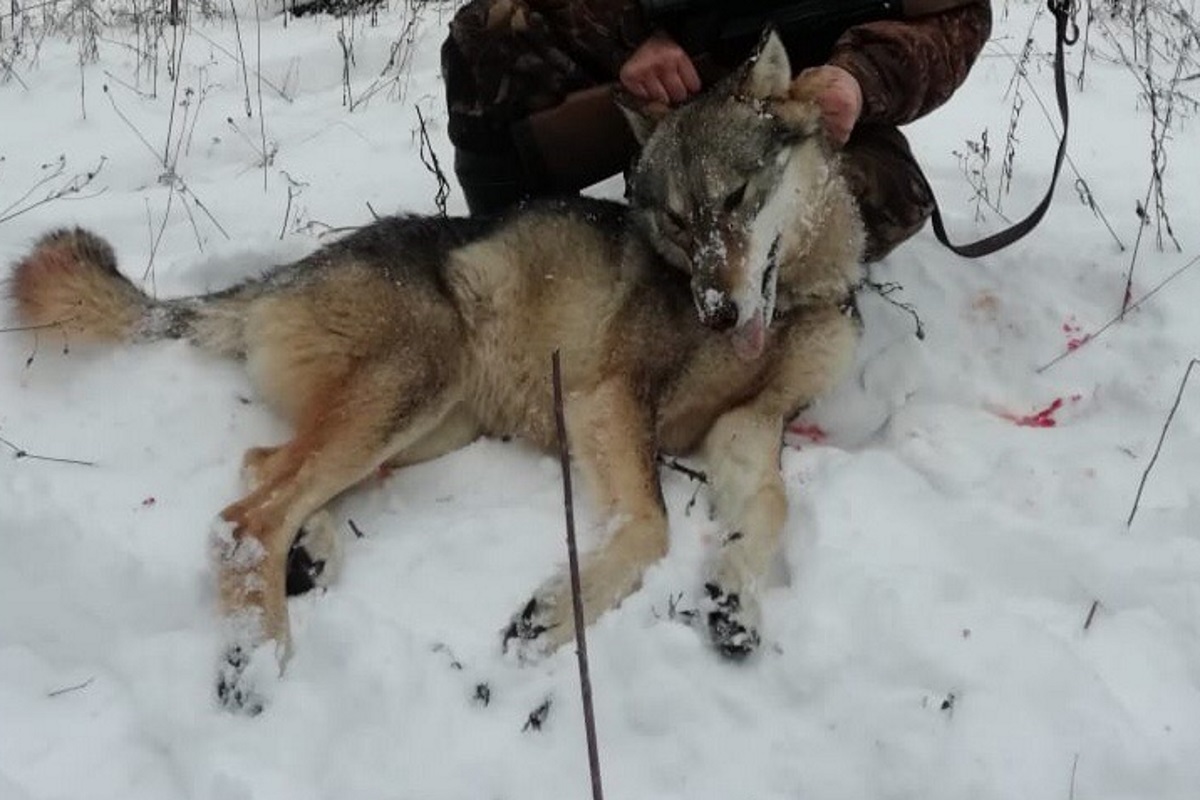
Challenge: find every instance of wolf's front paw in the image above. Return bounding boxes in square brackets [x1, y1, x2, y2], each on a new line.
[216, 644, 265, 715]
[502, 588, 573, 662]
[703, 582, 761, 659]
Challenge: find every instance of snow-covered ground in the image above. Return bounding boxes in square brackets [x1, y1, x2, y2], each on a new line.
[2, 2, 1199, 798]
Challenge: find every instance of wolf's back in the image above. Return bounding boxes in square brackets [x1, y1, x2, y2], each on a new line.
[9, 228, 250, 354]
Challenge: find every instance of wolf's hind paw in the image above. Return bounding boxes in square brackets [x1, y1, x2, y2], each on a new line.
[703, 582, 761, 660]
[216, 645, 265, 715]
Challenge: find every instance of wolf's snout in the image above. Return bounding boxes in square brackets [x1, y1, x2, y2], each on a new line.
[694, 286, 739, 331]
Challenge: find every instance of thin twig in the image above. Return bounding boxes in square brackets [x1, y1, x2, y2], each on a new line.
[863, 279, 926, 340]
[0, 318, 75, 334]
[0, 433, 96, 467]
[102, 68, 154, 99]
[47, 676, 94, 697]
[176, 191, 206, 252]
[1083, 599, 1100, 631]
[1126, 358, 1198, 528]
[1037, 252, 1200, 373]
[551, 350, 604, 800]
[278, 170, 307, 240]
[46, 681, 93, 695]
[228, 0, 252, 117]
[280, 186, 296, 239]
[187, 27, 295, 103]
[986, 38, 1126, 251]
[176, 179, 230, 240]
[103, 83, 160, 161]
[337, 21, 353, 108]
[415, 105, 449, 216]
[143, 182, 176, 282]
[657, 455, 708, 483]
[161, 14, 188, 169]
[255, 0, 267, 192]
[0, 156, 107, 226]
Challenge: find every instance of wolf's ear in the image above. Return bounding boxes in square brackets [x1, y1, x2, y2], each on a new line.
[737, 28, 792, 100]
[614, 87, 671, 145]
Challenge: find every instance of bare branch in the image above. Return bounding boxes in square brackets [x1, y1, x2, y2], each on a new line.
[1083, 599, 1100, 631]
[0, 432, 96, 467]
[1037, 251, 1200, 373]
[1126, 358, 1198, 528]
[415, 105, 449, 216]
[0, 155, 107, 226]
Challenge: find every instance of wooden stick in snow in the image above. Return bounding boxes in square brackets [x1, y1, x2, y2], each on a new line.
[551, 350, 604, 800]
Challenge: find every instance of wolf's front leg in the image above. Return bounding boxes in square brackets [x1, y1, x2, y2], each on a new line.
[700, 408, 787, 658]
[504, 378, 668, 660]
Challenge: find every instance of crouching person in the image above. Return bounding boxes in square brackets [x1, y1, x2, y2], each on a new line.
[440, 0, 991, 262]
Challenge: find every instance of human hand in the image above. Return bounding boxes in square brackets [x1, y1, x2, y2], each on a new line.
[619, 32, 702, 105]
[791, 65, 863, 147]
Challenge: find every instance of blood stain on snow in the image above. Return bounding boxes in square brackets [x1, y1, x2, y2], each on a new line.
[997, 394, 1083, 428]
[1062, 317, 1091, 351]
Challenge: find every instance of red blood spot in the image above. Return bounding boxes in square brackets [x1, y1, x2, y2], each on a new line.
[998, 396, 1079, 428]
[141, 496, 157, 507]
[1061, 317, 1090, 351]
[786, 422, 828, 443]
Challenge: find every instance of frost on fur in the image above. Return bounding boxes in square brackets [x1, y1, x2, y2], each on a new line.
[209, 517, 266, 572]
[216, 609, 279, 715]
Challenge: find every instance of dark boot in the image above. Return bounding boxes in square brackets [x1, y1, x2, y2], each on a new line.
[453, 147, 531, 217]
[840, 124, 936, 263]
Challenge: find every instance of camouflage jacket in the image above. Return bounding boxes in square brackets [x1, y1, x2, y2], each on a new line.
[443, 0, 992, 150]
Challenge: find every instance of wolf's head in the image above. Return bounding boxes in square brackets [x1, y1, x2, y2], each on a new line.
[621, 31, 837, 361]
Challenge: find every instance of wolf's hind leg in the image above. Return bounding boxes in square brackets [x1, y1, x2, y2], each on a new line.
[213, 361, 460, 712]
[237, 446, 343, 597]
[698, 408, 787, 659]
[503, 378, 668, 660]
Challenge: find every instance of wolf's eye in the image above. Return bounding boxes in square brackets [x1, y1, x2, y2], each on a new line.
[722, 183, 748, 213]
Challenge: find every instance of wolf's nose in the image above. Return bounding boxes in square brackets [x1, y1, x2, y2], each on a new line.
[695, 290, 739, 331]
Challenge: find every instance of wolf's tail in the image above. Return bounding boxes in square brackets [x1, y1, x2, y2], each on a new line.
[9, 228, 254, 356]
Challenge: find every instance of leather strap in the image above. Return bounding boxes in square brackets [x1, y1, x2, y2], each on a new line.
[930, 0, 1078, 257]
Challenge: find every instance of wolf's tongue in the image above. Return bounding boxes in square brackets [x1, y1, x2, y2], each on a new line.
[730, 310, 766, 362]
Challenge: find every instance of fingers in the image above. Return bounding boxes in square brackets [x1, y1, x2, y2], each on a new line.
[619, 33, 703, 105]
[791, 65, 863, 147]
[660, 70, 691, 104]
[625, 64, 695, 104]
[678, 55, 702, 95]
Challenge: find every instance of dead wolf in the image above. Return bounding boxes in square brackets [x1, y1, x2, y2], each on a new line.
[8, 32, 863, 712]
